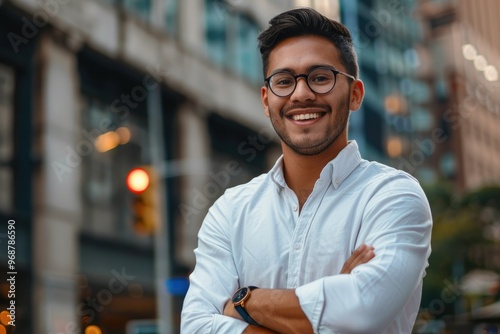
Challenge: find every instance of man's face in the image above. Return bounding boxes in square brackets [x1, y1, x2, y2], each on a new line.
[261, 35, 363, 156]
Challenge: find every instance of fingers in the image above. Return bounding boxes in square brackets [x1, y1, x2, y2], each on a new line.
[339, 244, 375, 274]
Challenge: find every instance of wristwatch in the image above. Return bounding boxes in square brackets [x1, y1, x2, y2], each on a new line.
[231, 286, 260, 326]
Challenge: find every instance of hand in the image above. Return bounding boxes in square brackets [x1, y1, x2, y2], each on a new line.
[340, 244, 375, 274]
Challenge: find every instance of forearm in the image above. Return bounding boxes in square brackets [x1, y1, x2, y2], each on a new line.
[243, 289, 313, 334]
[243, 325, 279, 333]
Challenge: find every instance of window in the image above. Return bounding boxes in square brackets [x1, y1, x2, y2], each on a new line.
[0, 63, 14, 212]
[164, 0, 178, 35]
[205, 0, 262, 84]
[233, 13, 262, 84]
[205, 0, 228, 66]
[411, 107, 433, 132]
[108, 0, 178, 34]
[123, 0, 152, 21]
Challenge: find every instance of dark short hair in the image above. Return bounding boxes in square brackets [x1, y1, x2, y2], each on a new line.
[257, 7, 359, 79]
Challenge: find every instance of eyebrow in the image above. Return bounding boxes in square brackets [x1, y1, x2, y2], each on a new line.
[268, 64, 339, 77]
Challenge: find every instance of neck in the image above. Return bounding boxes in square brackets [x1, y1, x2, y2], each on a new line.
[282, 140, 348, 207]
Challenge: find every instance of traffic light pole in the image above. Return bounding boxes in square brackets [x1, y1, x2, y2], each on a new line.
[147, 85, 173, 333]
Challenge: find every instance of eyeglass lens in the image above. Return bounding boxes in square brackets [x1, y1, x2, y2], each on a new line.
[269, 67, 336, 97]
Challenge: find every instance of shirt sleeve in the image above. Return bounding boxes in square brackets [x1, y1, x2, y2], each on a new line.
[295, 173, 432, 333]
[181, 194, 249, 334]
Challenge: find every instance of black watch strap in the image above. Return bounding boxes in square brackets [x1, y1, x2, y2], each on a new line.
[234, 286, 260, 326]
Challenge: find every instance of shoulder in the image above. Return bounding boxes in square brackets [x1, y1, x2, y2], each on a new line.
[357, 160, 422, 191]
[352, 160, 430, 212]
[222, 172, 273, 203]
[204, 172, 273, 232]
[355, 162, 433, 234]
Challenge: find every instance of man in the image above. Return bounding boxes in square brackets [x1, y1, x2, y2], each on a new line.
[181, 7, 432, 334]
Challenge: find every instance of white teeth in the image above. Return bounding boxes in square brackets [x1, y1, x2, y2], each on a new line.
[291, 113, 322, 121]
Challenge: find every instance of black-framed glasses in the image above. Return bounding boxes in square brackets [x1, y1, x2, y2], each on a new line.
[264, 66, 355, 97]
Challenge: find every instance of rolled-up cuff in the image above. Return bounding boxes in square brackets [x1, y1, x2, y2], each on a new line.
[295, 278, 325, 333]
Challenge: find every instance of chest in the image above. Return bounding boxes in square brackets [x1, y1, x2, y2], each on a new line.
[230, 187, 365, 288]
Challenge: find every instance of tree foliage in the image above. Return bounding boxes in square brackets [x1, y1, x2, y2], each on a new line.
[420, 184, 500, 315]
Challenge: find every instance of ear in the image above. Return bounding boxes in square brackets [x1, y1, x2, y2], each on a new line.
[349, 79, 365, 112]
[261, 85, 270, 118]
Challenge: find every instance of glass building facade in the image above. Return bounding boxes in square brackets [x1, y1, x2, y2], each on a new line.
[340, 0, 434, 182]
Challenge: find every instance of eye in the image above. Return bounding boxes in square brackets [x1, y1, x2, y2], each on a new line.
[272, 74, 294, 87]
[311, 75, 331, 82]
[310, 71, 334, 84]
[276, 78, 293, 86]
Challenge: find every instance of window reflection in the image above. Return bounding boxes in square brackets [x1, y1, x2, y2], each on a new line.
[165, 0, 178, 35]
[117, 0, 178, 35]
[123, 0, 151, 21]
[205, 0, 263, 84]
[205, 0, 227, 66]
[233, 14, 262, 84]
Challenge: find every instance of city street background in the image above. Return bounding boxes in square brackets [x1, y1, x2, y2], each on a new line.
[0, 0, 499, 333]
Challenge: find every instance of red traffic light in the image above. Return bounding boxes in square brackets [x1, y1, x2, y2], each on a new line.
[127, 168, 150, 193]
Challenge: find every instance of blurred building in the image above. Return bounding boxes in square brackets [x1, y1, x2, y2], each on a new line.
[338, 0, 500, 191]
[339, 0, 435, 180]
[416, 0, 500, 190]
[0, 0, 290, 333]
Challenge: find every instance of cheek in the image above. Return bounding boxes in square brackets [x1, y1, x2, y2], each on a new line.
[266, 98, 284, 117]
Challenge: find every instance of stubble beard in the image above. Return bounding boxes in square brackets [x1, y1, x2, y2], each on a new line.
[268, 93, 351, 156]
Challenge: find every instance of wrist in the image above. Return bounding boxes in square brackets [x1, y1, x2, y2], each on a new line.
[232, 286, 261, 326]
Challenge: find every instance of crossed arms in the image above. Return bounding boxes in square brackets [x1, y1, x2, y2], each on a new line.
[224, 245, 375, 334]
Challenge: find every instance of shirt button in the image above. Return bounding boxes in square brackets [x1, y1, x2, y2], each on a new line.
[294, 243, 301, 250]
[292, 205, 298, 212]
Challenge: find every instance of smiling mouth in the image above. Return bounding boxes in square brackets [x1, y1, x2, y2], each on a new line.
[289, 113, 325, 121]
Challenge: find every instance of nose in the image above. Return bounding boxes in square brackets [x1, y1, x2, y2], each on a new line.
[290, 77, 316, 102]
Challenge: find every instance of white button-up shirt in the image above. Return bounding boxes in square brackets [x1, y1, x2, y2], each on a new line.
[181, 141, 432, 333]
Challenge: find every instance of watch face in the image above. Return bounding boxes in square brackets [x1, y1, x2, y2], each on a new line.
[232, 287, 249, 303]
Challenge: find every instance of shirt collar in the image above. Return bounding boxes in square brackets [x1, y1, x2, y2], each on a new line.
[269, 155, 287, 188]
[269, 140, 362, 190]
[327, 140, 362, 189]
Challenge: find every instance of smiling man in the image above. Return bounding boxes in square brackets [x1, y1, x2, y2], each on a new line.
[181, 7, 432, 334]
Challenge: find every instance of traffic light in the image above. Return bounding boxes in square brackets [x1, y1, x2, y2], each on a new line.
[126, 166, 157, 235]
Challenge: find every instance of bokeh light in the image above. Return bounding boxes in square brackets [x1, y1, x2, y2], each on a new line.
[127, 168, 150, 193]
[84, 325, 102, 334]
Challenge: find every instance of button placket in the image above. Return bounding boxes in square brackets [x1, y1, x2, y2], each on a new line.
[288, 175, 332, 288]
[287, 204, 313, 287]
